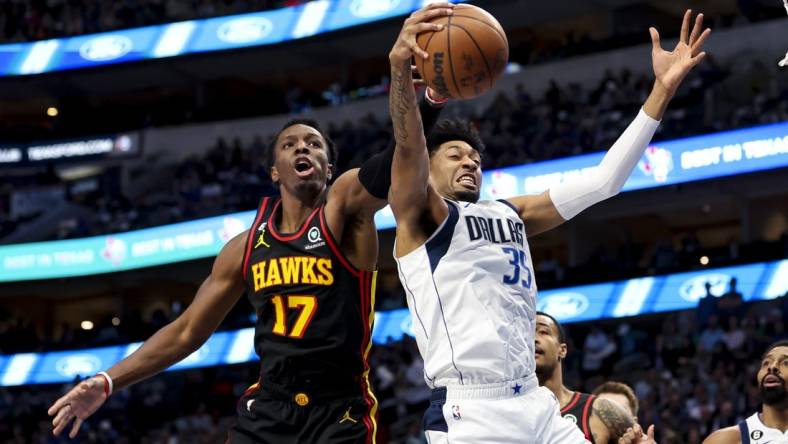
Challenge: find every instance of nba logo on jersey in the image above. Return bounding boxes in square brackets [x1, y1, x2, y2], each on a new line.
[451, 405, 461, 420]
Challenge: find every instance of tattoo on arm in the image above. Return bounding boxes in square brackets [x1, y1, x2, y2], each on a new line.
[592, 398, 635, 441]
[389, 59, 417, 145]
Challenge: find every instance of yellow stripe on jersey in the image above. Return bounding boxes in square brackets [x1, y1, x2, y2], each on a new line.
[363, 270, 379, 443]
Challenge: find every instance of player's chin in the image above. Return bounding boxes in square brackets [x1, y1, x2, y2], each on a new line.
[454, 189, 480, 203]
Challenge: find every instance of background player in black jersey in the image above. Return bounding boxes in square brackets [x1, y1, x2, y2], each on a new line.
[592, 381, 639, 419]
[45, 6, 452, 442]
[535, 312, 646, 444]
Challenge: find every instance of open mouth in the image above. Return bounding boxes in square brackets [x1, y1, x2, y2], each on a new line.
[763, 375, 784, 387]
[457, 173, 477, 189]
[294, 157, 315, 178]
[535, 348, 544, 358]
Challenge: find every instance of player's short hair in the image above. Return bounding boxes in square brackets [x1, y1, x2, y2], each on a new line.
[536, 311, 565, 344]
[426, 118, 486, 161]
[265, 118, 338, 172]
[592, 381, 639, 416]
[761, 339, 788, 360]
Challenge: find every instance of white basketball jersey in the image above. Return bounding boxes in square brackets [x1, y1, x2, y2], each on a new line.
[739, 413, 788, 443]
[395, 199, 537, 387]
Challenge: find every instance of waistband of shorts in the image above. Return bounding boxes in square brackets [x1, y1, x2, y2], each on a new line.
[256, 374, 367, 403]
[431, 374, 538, 401]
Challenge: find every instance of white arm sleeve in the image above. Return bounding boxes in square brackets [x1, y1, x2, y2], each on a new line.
[549, 108, 661, 220]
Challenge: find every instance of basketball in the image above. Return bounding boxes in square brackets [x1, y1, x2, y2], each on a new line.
[415, 4, 509, 100]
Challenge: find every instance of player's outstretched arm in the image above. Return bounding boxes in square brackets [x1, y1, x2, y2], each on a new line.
[506, 10, 710, 237]
[47, 232, 247, 438]
[388, 3, 454, 254]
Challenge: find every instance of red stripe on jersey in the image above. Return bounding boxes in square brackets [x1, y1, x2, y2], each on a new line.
[266, 198, 321, 241]
[318, 206, 361, 278]
[242, 197, 270, 281]
[561, 391, 581, 414]
[581, 395, 596, 441]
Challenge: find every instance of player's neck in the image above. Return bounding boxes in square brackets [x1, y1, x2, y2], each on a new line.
[278, 188, 325, 233]
[761, 404, 788, 432]
[542, 368, 573, 408]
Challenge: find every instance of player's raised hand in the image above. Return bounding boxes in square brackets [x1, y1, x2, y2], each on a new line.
[650, 9, 711, 96]
[48, 375, 108, 438]
[389, 2, 454, 64]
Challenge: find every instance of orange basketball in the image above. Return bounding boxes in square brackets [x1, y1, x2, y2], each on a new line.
[415, 4, 509, 100]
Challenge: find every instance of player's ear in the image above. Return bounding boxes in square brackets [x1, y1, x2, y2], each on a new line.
[558, 343, 568, 360]
[270, 165, 280, 184]
[327, 163, 335, 182]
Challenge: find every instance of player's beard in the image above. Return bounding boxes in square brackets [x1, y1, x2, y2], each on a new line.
[760, 377, 788, 406]
[454, 189, 480, 203]
[535, 360, 557, 384]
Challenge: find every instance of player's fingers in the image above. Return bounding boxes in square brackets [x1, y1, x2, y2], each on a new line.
[52, 404, 71, 428]
[688, 13, 703, 45]
[48, 396, 67, 416]
[69, 417, 83, 439]
[409, 41, 430, 59]
[415, 7, 453, 23]
[409, 22, 444, 35]
[421, 1, 455, 11]
[690, 51, 707, 67]
[691, 28, 711, 55]
[647, 424, 655, 439]
[52, 409, 73, 436]
[649, 27, 661, 52]
[680, 9, 692, 44]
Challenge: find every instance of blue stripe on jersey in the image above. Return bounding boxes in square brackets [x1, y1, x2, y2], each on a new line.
[425, 201, 459, 273]
[423, 389, 449, 433]
[739, 420, 750, 444]
[497, 198, 520, 216]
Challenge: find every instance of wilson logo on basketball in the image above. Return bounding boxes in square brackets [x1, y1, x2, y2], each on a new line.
[431, 52, 451, 98]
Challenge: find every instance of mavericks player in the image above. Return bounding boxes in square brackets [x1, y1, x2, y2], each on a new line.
[703, 340, 788, 444]
[387, 7, 709, 443]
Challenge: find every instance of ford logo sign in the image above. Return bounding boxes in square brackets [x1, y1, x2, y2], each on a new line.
[537, 292, 590, 320]
[350, 0, 401, 18]
[79, 36, 133, 61]
[217, 17, 273, 44]
[55, 354, 102, 378]
[679, 273, 730, 302]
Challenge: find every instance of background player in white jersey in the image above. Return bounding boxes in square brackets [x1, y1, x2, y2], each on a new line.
[702, 340, 788, 444]
[387, 5, 710, 443]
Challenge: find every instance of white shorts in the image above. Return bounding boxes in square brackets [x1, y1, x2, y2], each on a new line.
[423, 375, 590, 444]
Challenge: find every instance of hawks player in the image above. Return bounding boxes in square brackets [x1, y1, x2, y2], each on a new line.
[46, 5, 453, 442]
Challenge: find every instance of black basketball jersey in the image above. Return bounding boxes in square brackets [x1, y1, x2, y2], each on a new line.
[241, 197, 376, 389]
[561, 391, 596, 444]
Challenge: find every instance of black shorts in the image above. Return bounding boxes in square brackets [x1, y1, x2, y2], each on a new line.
[227, 380, 377, 444]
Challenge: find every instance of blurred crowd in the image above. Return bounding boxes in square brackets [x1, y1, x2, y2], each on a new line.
[1, 50, 785, 290]
[0, 0, 307, 43]
[2, 294, 786, 443]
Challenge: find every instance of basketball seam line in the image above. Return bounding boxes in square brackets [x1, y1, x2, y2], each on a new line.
[446, 15, 464, 100]
[451, 23, 495, 93]
[447, 14, 508, 51]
